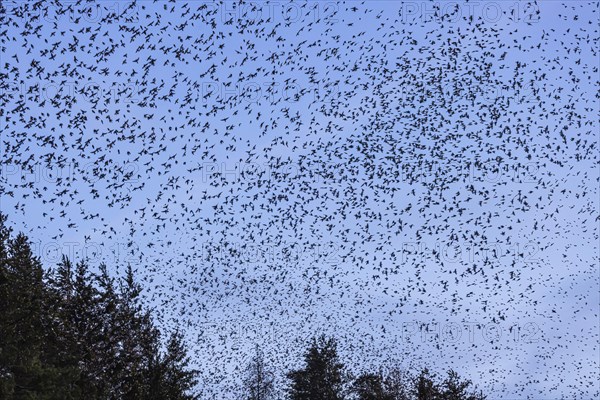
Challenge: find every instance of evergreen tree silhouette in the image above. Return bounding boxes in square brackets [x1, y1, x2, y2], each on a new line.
[287, 336, 347, 400]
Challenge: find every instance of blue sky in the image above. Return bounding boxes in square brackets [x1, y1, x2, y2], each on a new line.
[1, 1, 598, 398]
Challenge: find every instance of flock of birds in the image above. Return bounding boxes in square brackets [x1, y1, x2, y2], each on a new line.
[1, 0, 598, 398]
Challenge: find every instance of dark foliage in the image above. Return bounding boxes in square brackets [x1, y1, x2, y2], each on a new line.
[0, 215, 487, 400]
[287, 335, 348, 400]
[241, 345, 275, 400]
[0, 215, 199, 399]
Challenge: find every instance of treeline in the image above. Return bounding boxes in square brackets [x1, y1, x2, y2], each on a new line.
[0, 214, 486, 399]
[243, 337, 486, 400]
[0, 214, 198, 399]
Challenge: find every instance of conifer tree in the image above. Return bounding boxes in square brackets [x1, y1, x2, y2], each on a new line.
[440, 370, 486, 400]
[242, 344, 275, 400]
[287, 336, 347, 400]
[0, 214, 13, 397]
[414, 369, 442, 400]
[382, 368, 412, 400]
[114, 264, 161, 399]
[153, 330, 200, 400]
[352, 373, 394, 400]
[94, 263, 121, 398]
[0, 214, 200, 399]
[0, 227, 72, 398]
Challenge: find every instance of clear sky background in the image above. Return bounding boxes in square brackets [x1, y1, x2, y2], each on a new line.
[1, 1, 598, 398]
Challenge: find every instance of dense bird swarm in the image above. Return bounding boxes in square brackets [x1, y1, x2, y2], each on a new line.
[1, 0, 598, 398]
